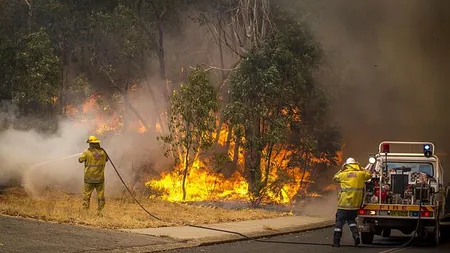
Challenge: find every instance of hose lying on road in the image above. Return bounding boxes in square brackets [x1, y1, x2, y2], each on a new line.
[102, 148, 427, 248]
[31, 150, 423, 249]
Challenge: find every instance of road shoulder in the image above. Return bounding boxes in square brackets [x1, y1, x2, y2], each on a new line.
[123, 215, 335, 248]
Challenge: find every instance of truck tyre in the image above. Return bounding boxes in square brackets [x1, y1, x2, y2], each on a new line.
[361, 232, 374, 244]
[426, 220, 440, 246]
[382, 228, 391, 237]
[441, 226, 450, 240]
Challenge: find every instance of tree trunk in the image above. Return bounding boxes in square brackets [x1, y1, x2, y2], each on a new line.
[264, 142, 274, 188]
[246, 116, 262, 196]
[122, 59, 131, 134]
[141, 58, 160, 137]
[182, 136, 191, 201]
[122, 82, 130, 133]
[148, 1, 168, 96]
[299, 152, 310, 190]
[225, 123, 233, 151]
[101, 68, 151, 131]
[214, 18, 228, 145]
[136, 0, 170, 131]
[232, 130, 240, 169]
[59, 40, 66, 116]
[24, 0, 32, 33]
[156, 24, 166, 81]
[217, 11, 226, 81]
[215, 115, 225, 144]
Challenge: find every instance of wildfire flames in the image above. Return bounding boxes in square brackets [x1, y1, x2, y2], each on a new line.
[66, 93, 124, 135]
[66, 93, 150, 135]
[146, 125, 330, 204]
[66, 89, 340, 205]
[147, 163, 249, 202]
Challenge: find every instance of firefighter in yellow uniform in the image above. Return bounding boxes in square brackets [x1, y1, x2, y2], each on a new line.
[332, 157, 371, 247]
[78, 135, 108, 214]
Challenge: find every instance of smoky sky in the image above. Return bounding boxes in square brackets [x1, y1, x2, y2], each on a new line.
[288, 0, 450, 182]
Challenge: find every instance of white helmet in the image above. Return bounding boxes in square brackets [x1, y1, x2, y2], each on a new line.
[345, 157, 356, 165]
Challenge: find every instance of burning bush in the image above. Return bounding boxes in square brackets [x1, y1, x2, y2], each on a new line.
[156, 67, 220, 201]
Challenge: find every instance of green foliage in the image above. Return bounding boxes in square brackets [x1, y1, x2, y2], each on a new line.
[0, 1, 29, 101]
[211, 151, 233, 174]
[13, 28, 61, 106]
[0, 45, 15, 100]
[92, 3, 146, 61]
[68, 74, 91, 94]
[158, 67, 219, 200]
[160, 68, 219, 155]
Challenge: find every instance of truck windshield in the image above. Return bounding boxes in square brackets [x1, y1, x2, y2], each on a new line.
[386, 162, 434, 177]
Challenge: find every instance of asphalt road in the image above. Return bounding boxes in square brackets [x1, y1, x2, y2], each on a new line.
[1, 214, 449, 253]
[166, 226, 450, 253]
[0, 215, 177, 253]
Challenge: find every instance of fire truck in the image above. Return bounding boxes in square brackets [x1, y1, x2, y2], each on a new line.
[357, 141, 450, 246]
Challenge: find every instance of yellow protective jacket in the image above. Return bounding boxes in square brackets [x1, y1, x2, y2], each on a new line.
[79, 147, 108, 184]
[333, 163, 372, 210]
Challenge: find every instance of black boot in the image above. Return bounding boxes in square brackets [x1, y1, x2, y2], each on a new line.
[350, 226, 360, 246]
[332, 231, 342, 247]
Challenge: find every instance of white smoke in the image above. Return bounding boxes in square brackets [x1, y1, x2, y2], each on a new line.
[0, 119, 88, 195]
[0, 100, 170, 198]
[293, 191, 338, 218]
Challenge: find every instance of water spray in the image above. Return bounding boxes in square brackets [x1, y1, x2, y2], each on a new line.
[22, 153, 83, 195]
[29, 153, 82, 168]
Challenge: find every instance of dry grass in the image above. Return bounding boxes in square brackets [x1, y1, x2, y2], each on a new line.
[0, 187, 289, 229]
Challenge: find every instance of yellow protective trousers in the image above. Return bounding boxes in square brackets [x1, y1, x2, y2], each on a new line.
[82, 182, 105, 211]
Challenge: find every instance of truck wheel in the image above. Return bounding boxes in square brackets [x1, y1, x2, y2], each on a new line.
[361, 232, 374, 244]
[426, 220, 440, 246]
[382, 228, 391, 237]
[441, 226, 450, 240]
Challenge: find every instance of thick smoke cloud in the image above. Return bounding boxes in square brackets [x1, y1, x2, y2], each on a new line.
[290, 0, 450, 183]
[0, 98, 171, 198]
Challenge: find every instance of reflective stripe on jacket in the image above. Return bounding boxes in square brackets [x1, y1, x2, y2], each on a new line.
[79, 148, 108, 183]
[333, 163, 372, 210]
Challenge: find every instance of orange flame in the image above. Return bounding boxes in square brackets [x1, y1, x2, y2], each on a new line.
[64, 94, 116, 134]
[146, 124, 338, 204]
[147, 162, 249, 202]
[65, 88, 160, 135]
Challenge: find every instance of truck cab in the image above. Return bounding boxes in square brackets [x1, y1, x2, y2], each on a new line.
[357, 141, 450, 246]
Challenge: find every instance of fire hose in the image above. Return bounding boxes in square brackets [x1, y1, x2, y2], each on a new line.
[29, 150, 427, 248]
[400, 183, 423, 247]
[103, 148, 430, 249]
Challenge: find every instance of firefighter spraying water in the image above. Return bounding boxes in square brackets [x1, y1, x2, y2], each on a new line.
[78, 135, 108, 215]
